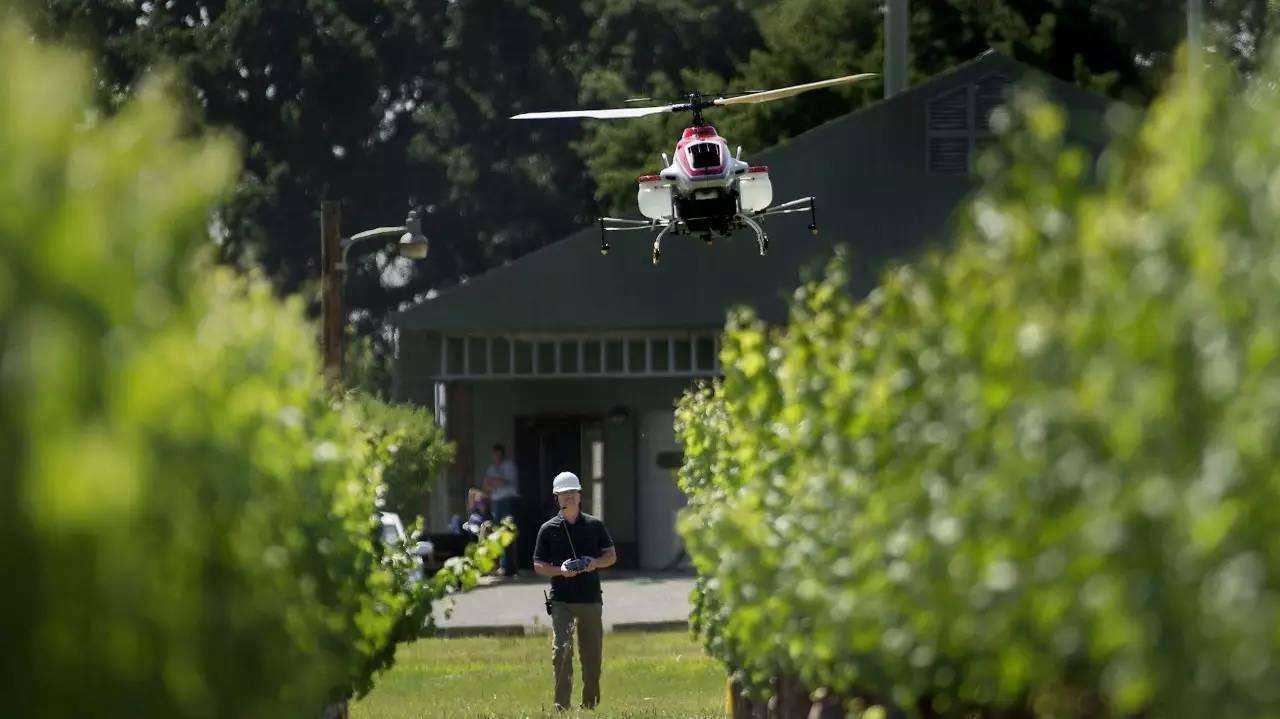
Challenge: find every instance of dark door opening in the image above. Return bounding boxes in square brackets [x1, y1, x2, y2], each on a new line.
[513, 417, 582, 569]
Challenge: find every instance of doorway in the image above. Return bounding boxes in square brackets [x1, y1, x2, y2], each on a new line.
[513, 416, 582, 569]
[637, 410, 687, 569]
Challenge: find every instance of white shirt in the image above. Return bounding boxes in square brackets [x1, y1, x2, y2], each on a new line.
[485, 459, 518, 501]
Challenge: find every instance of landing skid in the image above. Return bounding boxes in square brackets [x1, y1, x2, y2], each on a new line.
[651, 223, 673, 265]
[597, 196, 818, 265]
[737, 212, 768, 255]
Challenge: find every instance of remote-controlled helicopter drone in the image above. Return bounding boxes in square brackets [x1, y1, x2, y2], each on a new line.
[512, 72, 876, 264]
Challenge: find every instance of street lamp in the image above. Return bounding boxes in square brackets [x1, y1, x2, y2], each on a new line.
[321, 201, 430, 385]
[340, 212, 430, 269]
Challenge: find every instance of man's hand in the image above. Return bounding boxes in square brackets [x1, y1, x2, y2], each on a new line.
[562, 557, 594, 574]
[560, 559, 580, 577]
[583, 557, 598, 572]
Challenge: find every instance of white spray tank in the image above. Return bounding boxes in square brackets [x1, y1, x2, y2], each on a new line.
[637, 174, 673, 220]
[738, 164, 773, 213]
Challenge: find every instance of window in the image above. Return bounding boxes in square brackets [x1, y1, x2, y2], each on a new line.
[491, 337, 511, 373]
[695, 336, 716, 372]
[467, 337, 487, 374]
[652, 339, 671, 371]
[688, 142, 721, 169]
[627, 339, 647, 372]
[673, 338, 692, 372]
[583, 340, 602, 373]
[513, 340, 533, 374]
[560, 341, 580, 373]
[536, 342, 556, 373]
[927, 74, 1010, 174]
[434, 333, 723, 379]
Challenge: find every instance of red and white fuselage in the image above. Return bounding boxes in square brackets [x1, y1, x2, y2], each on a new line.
[637, 125, 772, 228]
[511, 71, 873, 261]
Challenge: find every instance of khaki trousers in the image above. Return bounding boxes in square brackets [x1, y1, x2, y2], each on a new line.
[550, 601, 603, 709]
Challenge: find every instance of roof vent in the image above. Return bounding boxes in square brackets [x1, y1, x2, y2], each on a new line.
[928, 87, 968, 131]
[974, 74, 1011, 133]
[926, 74, 1012, 175]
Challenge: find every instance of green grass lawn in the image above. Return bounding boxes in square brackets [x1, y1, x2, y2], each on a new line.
[351, 629, 726, 718]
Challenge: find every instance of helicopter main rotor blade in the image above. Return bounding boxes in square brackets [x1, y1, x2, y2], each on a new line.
[511, 104, 680, 120]
[713, 73, 878, 106]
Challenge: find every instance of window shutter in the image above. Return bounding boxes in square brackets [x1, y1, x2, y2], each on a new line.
[928, 87, 969, 131]
[927, 75, 1014, 175]
[974, 74, 1011, 134]
[928, 87, 970, 174]
[928, 137, 970, 174]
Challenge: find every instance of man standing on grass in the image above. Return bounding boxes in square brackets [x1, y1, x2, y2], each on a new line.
[532, 471, 617, 711]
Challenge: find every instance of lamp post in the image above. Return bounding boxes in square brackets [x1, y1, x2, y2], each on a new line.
[320, 199, 430, 386]
[1187, 0, 1203, 76]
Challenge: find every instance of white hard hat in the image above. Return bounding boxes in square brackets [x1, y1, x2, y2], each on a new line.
[552, 471, 582, 494]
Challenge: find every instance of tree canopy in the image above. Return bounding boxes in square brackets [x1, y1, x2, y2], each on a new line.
[28, 0, 1275, 376]
[581, 0, 1275, 212]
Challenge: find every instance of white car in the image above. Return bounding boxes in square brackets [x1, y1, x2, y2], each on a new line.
[378, 511, 434, 584]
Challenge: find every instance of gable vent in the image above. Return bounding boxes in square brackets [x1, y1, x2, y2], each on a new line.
[974, 74, 1011, 133]
[928, 87, 968, 131]
[928, 137, 970, 174]
[927, 74, 1013, 175]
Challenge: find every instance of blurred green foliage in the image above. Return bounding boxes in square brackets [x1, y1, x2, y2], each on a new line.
[0, 20, 507, 717]
[344, 329, 394, 399]
[677, 46, 1280, 718]
[356, 516, 517, 701]
[351, 390, 452, 523]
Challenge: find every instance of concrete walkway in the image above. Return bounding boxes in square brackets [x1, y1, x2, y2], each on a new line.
[429, 570, 697, 637]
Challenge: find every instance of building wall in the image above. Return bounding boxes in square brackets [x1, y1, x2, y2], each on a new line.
[394, 330, 439, 406]
[389, 57, 1109, 338]
[388, 55, 1111, 555]
[465, 377, 699, 549]
[394, 330, 713, 560]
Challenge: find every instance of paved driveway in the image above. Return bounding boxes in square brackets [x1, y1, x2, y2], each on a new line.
[430, 571, 697, 636]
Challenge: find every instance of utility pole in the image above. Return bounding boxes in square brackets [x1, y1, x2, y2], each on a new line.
[884, 0, 910, 98]
[1187, 0, 1204, 75]
[321, 199, 343, 386]
[319, 202, 427, 389]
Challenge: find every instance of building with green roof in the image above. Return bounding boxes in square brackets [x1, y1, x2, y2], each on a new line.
[390, 51, 1109, 569]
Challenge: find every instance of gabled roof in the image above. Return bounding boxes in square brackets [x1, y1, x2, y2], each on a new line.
[392, 52, 1108, 333]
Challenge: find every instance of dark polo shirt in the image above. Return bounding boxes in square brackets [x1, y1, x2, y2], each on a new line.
[533, 512, 614, 604]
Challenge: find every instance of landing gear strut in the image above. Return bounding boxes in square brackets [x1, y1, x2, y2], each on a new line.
[651, 223, 673, 265]
[737, 213, 769, 256]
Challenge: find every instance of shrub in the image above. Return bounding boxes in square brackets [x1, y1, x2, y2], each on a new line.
[351, 391, 453, 522]
[678, 47, 1280, 718]
[0, 20, 506, 717]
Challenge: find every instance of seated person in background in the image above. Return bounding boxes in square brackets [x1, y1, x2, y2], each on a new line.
[450, 488, 492, 541]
